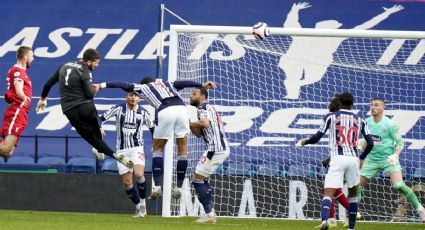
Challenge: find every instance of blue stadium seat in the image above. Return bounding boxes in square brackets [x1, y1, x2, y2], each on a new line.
[101, 158, 118, 174]
[38, 156, 65, 165]
[67, 157, 96, 173]
[256, 163, 284, 177]
[286, 164, 317, 178]
[38, 157, 66, 173]
[6, 156, 35, 164]
[225, 162, 254, 176]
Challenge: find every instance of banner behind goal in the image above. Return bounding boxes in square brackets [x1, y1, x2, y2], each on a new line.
[164, 25, 425, 221]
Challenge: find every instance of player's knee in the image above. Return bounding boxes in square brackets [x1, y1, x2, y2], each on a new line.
[0, 145, 14, 157]
[121, 176, 132, 187]
[122, 180, 132, 187]
[134, 171, 144, 179]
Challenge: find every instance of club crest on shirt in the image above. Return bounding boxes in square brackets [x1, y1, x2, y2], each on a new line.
[381, 128, 387, 133]
[14, 71, 20, 77]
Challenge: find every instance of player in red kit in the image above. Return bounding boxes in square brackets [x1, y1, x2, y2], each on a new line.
[0, 46, 33, 158]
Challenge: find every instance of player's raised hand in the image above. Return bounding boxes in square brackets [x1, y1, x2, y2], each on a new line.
[383, 5, 404, 14]
[292, 2, 311, 10]
[202, 81, 217, 89]
[35, 99, 47, 112]
[300, 139, 306, 147]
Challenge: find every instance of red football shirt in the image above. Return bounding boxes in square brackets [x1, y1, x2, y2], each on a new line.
[4, 64, 32, 112]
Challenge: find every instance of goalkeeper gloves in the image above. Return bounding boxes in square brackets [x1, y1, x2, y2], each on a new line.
[36, 99, 47, 112]
[387, 154, 399, 165]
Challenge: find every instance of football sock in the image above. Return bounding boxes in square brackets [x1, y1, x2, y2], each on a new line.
[176, 156, 188, 188]
[335, 188, 349, 209]
[193, 179, 212, 213]
[152, 152, 163, 187]
[394, 181, 422, 210]
[329, 199, 335, 218]
[348, 197, 358, 229]
[321, 196, 332, 221]
[125, 184, 140, 205]
[137, 177, 147, 200]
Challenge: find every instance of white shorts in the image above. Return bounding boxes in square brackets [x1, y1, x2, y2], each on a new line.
[116, 146, 145, 175]
[153, 105, 189, 139]
[195, 149, 230, 178]
[324, 155, 360, 189]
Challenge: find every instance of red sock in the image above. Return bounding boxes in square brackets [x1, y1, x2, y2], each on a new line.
[334, 188, 349, 210]
[330, 199, 335, 218]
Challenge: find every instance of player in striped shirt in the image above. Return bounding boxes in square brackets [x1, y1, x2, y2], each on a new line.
[189, 87, 229, 223]
[95, 77, 216, 199]
[98, 91, 154, 218]
[357, 98, 425, 222]
[301, 92, 374, 230]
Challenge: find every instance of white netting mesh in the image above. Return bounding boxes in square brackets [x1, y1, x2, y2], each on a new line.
[167, 28, 425, 222]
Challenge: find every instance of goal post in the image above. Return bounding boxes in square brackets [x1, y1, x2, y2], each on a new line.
[165, 24, 425, 221]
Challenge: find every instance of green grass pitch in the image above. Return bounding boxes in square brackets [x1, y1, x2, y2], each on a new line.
[0, 210, 423, 230]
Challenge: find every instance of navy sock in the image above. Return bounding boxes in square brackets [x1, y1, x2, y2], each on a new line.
[137, 177, 147, 200]
[321, 196, 332, 222]
[176, 156, 188, 188]
[204, 180, 213, 205]
[125, 184, 140, 205]
[348, 197, 358, 229]
[193, 179, 212, 213]
[152, 152, 163, 187]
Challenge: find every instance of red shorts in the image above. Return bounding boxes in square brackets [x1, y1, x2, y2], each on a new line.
[1, 104, 29, 144]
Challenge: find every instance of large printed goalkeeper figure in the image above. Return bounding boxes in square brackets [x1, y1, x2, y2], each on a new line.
[358, 98, 425, 222]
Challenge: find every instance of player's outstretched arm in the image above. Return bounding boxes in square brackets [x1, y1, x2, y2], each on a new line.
[300, 131, 324, 147]
[37, 67, 61, 112]
[99, 81, 135, 92]
[353, 4, 404, 30]
[359, 134, 374, 160]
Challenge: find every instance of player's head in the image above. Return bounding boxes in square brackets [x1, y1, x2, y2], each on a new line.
[126, 91, 140, 107]
[140, 76, 155, 85]
[339, 92, 354, 109]
[82, 48, 101, 71]
[329, 94, 341, 112]
[190, 87, 208, 107]
[371, 97, 385, 117]
[17, 46, 34, 69]
[315, 20, 342, 29]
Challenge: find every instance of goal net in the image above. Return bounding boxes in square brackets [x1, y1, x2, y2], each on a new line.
[164, 25, 425, 222]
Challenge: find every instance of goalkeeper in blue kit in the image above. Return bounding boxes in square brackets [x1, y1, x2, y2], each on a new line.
[358, 98, 425, 222]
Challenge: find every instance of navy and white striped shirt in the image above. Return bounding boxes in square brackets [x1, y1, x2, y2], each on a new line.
[105, 80, 203, 111]
[198, 102, 228, 152]
[303, 109, 373, 159]
[319, 109, 370, 157]
[99, 103, 153, 150]
[133, 79, 182, 109]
